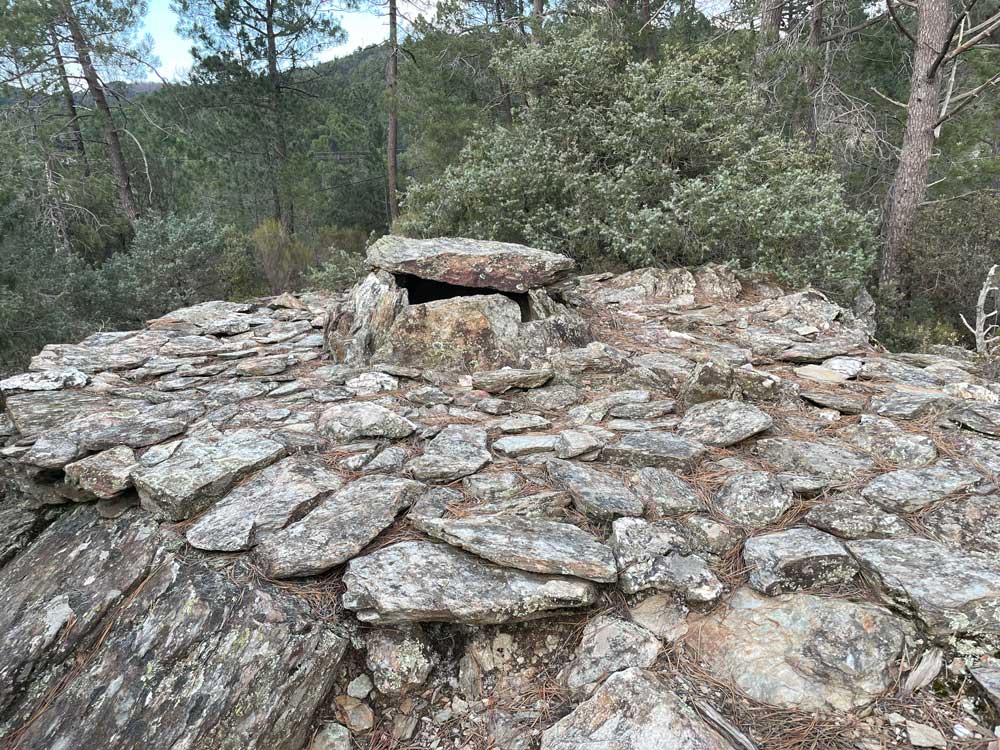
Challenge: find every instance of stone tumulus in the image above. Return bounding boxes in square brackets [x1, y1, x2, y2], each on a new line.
[2, 236, 1000, 749]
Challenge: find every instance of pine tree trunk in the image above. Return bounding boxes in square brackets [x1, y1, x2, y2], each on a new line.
[759, 0, 783, 45]
[387, 0, 399, 225]
[265, 0, 293, 235]
[64, 6, 139, 223]
[531, 0, 544, 43]
[803, 0, 823, 138]
[50, 25, 88, 175]
[880, 0, 950, 305]
[640, 0, 656, 62]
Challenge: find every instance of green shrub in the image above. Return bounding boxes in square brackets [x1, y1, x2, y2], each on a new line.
[251, 219, 315, 294]
[399, 25, 875, 294]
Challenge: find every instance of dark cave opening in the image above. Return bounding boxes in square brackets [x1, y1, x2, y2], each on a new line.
[393, 273, 533, 323]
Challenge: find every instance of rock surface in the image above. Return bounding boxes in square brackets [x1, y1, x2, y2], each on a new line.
[342, 541, 598, 624]
[5, 250, 1000, 749]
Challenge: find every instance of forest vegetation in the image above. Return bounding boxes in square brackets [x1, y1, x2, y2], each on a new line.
[1, 0, 998, 372]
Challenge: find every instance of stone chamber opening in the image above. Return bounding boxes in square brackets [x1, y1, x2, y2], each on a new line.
[393, 273, 533, 323]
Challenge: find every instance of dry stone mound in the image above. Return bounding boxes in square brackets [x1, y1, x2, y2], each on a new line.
[3, 242, 1000, 749]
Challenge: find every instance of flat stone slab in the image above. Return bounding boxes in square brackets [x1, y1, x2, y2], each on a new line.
[540, 668, 732, 750]
[185, 455, 344, 552]
[415, 515, 617, 582]
[689, 587, 908, 712]
[14, 555, 347, 750]
[923, 495, 1000, 557]
[677, 399, 773, 447]
[601, 432, 706, 470]
[0, 368, 88, 393]
[971, 662, 1000, 711]
[752, 438, 874, 481]
[743, 527, 859, 594]
[493, 434, 558, 457]
[714, 470, 792, 527]
[406, 424, 491, 481]
[630, 468, 704, 517]
[839, 416, 937, 468]
[848, 537, 1000, 637]
[132, 429, 286, 520]
[366, 235, 575, 293]
[860, 460, 981, 513]
[342, 540, 597, 624]
[559, 616, 661, 697]
[318, 402, 416, 442]
[63, 445, 137, 499]
[803, 494, 907, 539]
[255, 476, 425, 577]
[471, 367, 552, 393]
[545, 458, 643, 519]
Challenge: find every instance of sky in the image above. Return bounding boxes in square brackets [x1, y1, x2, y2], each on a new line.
[143, 0, 392, 80]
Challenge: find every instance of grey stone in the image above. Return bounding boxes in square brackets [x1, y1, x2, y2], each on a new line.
[545, 458, 643, 519]
[365, 235, 575, 292]
[629, 594, 689, 642]
[492, 434, 558, 457]
[472, 367, 553, 393]
[540, 668, 732, 750]
[743, 527, 859, 594]
[63, 445, 136, 499]
[560, 616, 661, 697]
[629, 468, 704, 517]
[342, 541, 598, 624]
[849, 536, 1000, 637]
[254, 476, 424, 577]
[346, 674, 373, 699]
[607, 400, 676, 419]
[800, 388, 866, 415]
[906, 721, 947, 749]
[462, 472, 522, 500]
[491, 413, 551, 433]
[871, 390, 956, 420]
[752, 438, 874, 481]
[235, 354, 288, 376]
[146, 299, 263, 335]
[971, 662, 1000, 710]
[554, 429, 604, 459]
[860, 459, 981, 513]
[691, 587, 908, 711]
[803, 495, 908, 539]
[406, 424, 491, 481]
[185, 454, 343, 552]
[318, 401, 416, 442]
[680, 359, 737, 405]
[406, 385, 453, 406]
[949, 402, 1000, 436]
[677, 399, 773, 447]
[601, 432, 706, 470]
[365, 626, 434, 696]
[415, 515, 618, 582]
[923, 495, 1000, 557]
[132, 429, 286, 520]
[839, 416, 937, 467]
[0, 368, 88, 393]
[476, 396, 513, 415]
[714, 471, 793, 528]
[310, 723, 351, 750]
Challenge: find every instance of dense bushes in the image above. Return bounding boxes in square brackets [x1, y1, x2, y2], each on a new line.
[399, 26, 875, 294]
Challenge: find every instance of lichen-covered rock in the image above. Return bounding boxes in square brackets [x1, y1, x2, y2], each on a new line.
[366, 236, 575, 292]
[839, 416, 937, 467]
[690, 588, 908, 712]
[132, 429, 286, 520]
[254, 476, 424, 578]
[629, 467, 704, 516]
[803, 494, 908, 539]
[185, 454, 344, 552]
[406, 424, 491, 482]
[13, 555, 347, 750]
[545, 459, 643, 519]
[743, 527, 859, 594]
[752, 438, 874, 481]
[540, 668, 732, 750]
[860, 460, 981, 513]
[365, 626, 434, 696]
[318, 401, 416, 442]
[713, 471, 792, 527]
[63, 445, 137, 499]
[559, 616, 661, 697]
[342, 541, 598, 624]
[414, 515, 617, 582]
[601, 432, 706, 470]
[472, 367, 553, 393]
[849, 537, 1000, 638]
[922, 495, 1000, 558]
[677, 399, 773, 447]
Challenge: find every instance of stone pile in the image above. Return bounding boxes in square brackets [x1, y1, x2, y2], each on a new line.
[2, 236, 1000, 749]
